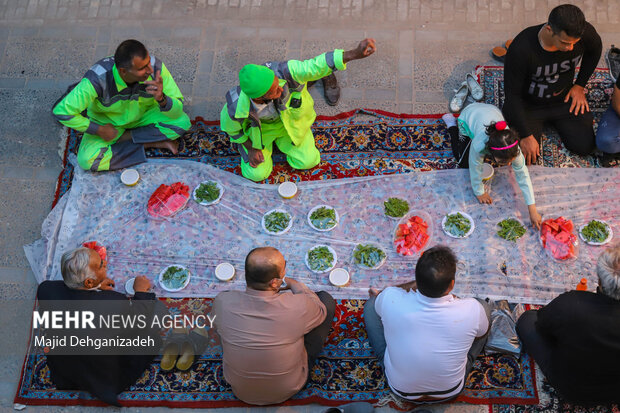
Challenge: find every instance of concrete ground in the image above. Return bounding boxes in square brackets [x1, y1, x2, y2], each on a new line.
[0, 0, 618, 411]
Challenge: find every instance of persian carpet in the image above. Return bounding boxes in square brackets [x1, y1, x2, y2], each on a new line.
[15, 299, 538, 408]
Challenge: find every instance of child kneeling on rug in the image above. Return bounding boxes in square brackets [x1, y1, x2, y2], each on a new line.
[442, 103, 542, 229]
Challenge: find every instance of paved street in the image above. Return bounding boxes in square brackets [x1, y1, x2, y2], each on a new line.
[0, 0, 618, 411]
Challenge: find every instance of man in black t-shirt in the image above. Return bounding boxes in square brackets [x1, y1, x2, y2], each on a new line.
[516, 244, 620, 405]
[502, 4, 602, 164]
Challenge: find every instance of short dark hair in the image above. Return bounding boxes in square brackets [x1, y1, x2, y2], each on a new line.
[245, 247, 281, 289]
[415, 245, 457, 298]
[114, 39, 148, 69]
[548, 4, 586, 38]
[485, 121, 520, 162]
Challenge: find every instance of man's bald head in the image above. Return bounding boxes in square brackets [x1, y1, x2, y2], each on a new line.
[245, 247, 285, 290]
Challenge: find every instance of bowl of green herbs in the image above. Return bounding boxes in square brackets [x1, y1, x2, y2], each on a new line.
[305, 245, 337, 273]
[262, 209, 293, 235]
[353, 243, 387, 270]
[496, 218, 527, 242]
[442, 211, 475, 239]
[193, 180, 224, 206]
[384, 197, 410, 219]
[159, 265, 190, 292]
[307, 205, 339, 232]
[579, 220, 613, 246]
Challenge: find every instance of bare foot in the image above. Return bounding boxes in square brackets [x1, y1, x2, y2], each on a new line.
[368, 287, 379, 297]
[145, 140, 179, 154]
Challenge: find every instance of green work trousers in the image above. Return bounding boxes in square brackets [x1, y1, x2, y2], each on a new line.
[77, 106, 190, 172]
[238, 120, 320, 182]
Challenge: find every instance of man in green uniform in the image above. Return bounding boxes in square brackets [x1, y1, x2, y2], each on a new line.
[220, 38, 376, 182]
[53, 39, 191, 172]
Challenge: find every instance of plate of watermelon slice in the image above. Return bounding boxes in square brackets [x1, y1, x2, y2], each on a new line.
[540, 216, 579, 261]
[393, 211, 433, 256]
[147, 182, 190, 219]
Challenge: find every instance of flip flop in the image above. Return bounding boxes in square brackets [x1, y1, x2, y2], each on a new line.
[491, 47, 507, 63]
[175, 329, 209, 371]
[160, 331, 186, 371]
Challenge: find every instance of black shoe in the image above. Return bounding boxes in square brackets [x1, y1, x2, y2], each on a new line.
[606, 45, 620, 83]
[599, 151, 620, 167]
[322, 73, 341, 106]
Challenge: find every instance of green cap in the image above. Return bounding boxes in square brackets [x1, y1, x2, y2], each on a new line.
[239, 64, 275, 99]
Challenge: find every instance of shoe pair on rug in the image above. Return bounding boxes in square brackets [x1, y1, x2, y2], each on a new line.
[160, 328, 209, 371]
[449, 73, 484, 113]
[606, 45, 620, 82]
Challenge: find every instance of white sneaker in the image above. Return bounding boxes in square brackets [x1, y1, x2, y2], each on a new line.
[449, 83, 469, 113]
[442, 113, 457, 128]
[466, 73, 484, 101]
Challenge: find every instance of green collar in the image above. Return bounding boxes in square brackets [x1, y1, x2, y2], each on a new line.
[112, 64, 154, 91]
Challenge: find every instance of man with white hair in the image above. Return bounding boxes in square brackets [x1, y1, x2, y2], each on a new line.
[516, 244, 620, 404]
[36, 247, 159, 406]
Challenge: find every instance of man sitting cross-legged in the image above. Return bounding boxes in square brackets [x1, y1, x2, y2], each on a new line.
[52, 39, 191, 172]
[213, 247, 335, 405]
[516, 244, 620, 404]
[364, 245, 491, 402]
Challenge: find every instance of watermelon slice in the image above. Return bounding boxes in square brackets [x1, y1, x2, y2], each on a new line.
[394, 215, 430, 255]
[148, 182, 190, 218]
[540, 216, 577, 260]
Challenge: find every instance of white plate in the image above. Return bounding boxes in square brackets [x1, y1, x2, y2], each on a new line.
[215, 262, 235, 281]
[261, 209, 293, 235]
[352, 243, 387, 270]
[384, 197, 410, 220]
[158, 265, 191, 292]
[307, 205, 339, 232]
[578, 220, 613, 246]
[442, 211, 475, 239]
[193, 180, 224, 206]
[329, 268, 350, 287]
[305, 245, 338, 274]
[495, 217, 527, 242]
[124, 277, 135, 295]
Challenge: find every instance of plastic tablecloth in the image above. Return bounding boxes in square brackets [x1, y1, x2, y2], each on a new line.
[25, 156, 619, 304]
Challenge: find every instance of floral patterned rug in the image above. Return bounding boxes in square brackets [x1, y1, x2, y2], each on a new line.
[16, 299, 538, 408]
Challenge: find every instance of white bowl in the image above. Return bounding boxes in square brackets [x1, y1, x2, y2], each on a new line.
[307, 205, 339, 232]
[120, 169, 140, 186]
[481, 163, 494, 181]
[124, 277, 135, 295]
[261, 209, 293, 235]
[158, 265, 191, 292]
[352, 243, 387, 270]
[305, 245, 338, 274]
[442, 211, 475, 239]
[193, 180, 224, 206]
[215, 262, 235, 281]
[278, 182, 298, 199]
[329, 268, 350, 287]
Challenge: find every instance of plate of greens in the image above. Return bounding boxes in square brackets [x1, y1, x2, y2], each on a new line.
[579, 220, 613, 246]
[193, 180, 224, 206]
[353, 243, 387, 270]
[261, 209, 293, 235]
[158, 265, 191, 292]
[384, 197, 410, 219]
[307, 205, 339, 232]
[305, 245, 338, 273]
[442, 211, 475, 239]
[496, 218, 527, 242]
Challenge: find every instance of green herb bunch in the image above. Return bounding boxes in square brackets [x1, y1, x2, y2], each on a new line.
[497, 218, 526, 241]
[162, 266, 189, 289]
[307, 246, 335, 272]
[195, 181, 220, 203]
[264, 211, 291, 233]
[581, 220, 610, 243]
[444, 212, 472, 237]
[354, 244, 386, 268]
[310, 206, 337, 230]
[384, 198, 410, 218]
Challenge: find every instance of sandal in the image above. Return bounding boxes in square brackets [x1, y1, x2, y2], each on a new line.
[160, 331, 186, 371]
[175, 329, 209, 371]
